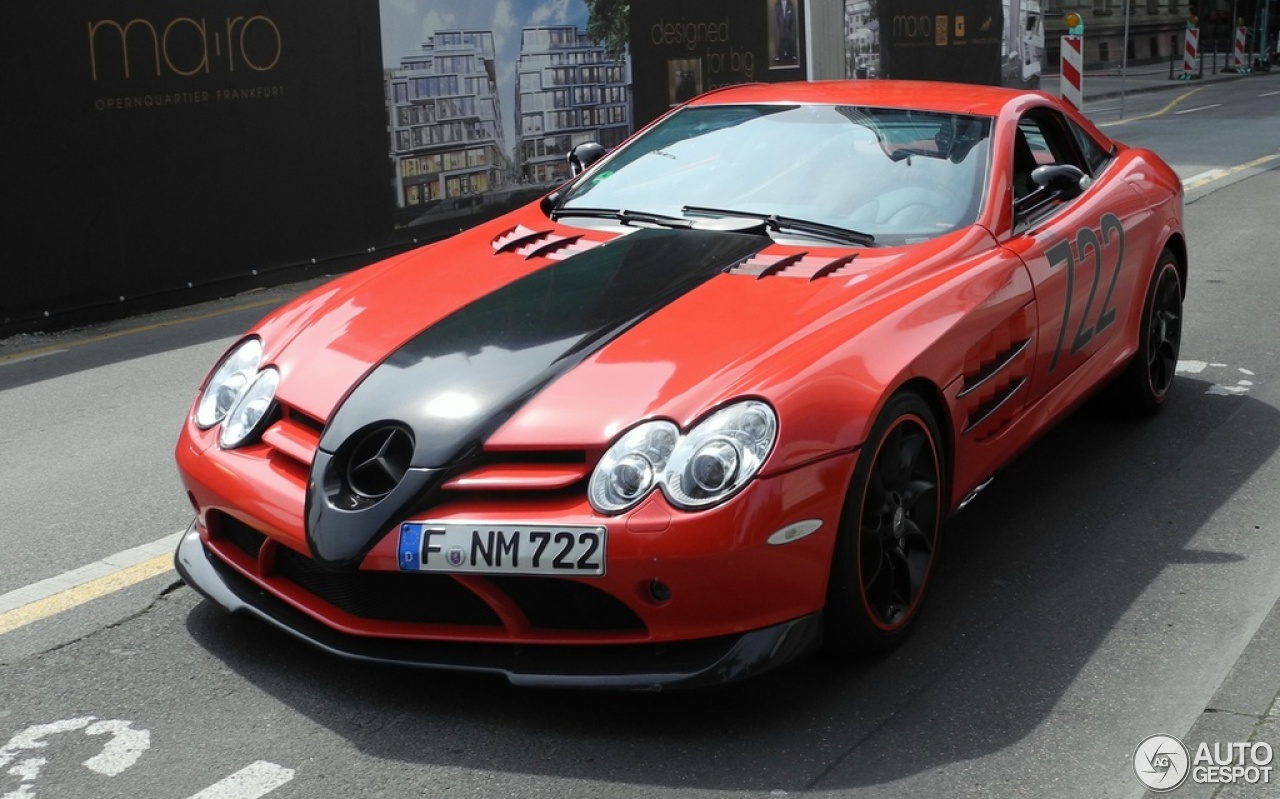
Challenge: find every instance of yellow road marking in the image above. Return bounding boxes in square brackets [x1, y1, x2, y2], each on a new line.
[0, 296, 282, 365]
[0, 554, 174, 635]
[1099, 87, 1203, 127]
[1182, 153, 1280, 191]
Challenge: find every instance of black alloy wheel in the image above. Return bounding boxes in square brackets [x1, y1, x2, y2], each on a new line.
[826, 391, 944, 654]
[1112, 249, 1183, 415]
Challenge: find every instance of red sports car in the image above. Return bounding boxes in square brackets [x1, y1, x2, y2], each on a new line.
[175, 80, 1185, 688]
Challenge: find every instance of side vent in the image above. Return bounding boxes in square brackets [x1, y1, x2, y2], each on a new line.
[958, 303, 1035, 440]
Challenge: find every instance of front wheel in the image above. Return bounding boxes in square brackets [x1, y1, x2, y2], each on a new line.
[825, 392, 944, 655]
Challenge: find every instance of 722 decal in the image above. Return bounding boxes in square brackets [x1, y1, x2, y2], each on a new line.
[1044, 212, 1126, 373]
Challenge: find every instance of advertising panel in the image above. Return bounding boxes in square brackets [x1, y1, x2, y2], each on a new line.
[845, 1, 1042, 87]
[629, 0, 808, 129]
[2, 1, 389, 332]
[865, 0, 1005, 86]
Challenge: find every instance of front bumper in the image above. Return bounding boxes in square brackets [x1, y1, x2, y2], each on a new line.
[175, 525, 824, 689]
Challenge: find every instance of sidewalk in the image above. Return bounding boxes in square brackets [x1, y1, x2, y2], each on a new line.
[1043, 58, 1268, 103]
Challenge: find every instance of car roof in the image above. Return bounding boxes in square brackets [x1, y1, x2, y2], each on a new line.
[687, 80, 1029, 117]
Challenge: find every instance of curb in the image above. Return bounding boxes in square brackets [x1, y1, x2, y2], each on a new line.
[1041, 67, 1258, 103]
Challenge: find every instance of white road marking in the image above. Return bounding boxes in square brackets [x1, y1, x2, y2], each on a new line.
[1182, 169, 1227, 187]
[1208, 384, 1249, 396]
[1259, 90, 1280, 97]
[183, 762, 296, 799]
[0, 719, 98, 769]
[1174, 103, 1222, 114]
[0, 532, 182, 616]
[2, 720, 293, 798]
[1176, 360, 1256, 396]
[0, 718, 150, 798]
[82, 720, 150, 776]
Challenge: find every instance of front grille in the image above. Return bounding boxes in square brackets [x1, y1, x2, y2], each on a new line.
[287, 406, 325, 433]
[220, 515, 267, 558]
[258, 403, 324, 473]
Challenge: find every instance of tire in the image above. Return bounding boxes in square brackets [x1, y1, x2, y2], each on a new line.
[1110, 250, 1183, 415]
[825, 391, 944, 655]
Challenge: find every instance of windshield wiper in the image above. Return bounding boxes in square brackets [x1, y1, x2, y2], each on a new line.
[681, 205, 875, 246]
[549, 206, 692, 229]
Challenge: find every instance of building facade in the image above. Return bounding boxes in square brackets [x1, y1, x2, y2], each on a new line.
[386, 30, 509, 221]
[844, 0, 881, 78]
[515, 26, 631, 187]
[1045, 1, 1197, 70]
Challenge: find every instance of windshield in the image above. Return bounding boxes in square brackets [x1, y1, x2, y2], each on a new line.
[558, 104, 992, 245]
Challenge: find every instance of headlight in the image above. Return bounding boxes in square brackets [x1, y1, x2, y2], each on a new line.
[588, 421, 678, 513]
[195, 338, 263, 429]
[587, 401, 777, 515]
[219, 367, 280, 449]
[663, 401, 777, 509]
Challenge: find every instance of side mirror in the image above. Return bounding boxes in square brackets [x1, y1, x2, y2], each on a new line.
[1029, 164, 1090, 200]
[568, 142, 607, 176]
[1014, 163, 1091, 224]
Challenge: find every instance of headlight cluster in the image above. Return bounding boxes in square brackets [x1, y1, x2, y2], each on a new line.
[194, 338, 280, 449]
[588, 400, 777, 514]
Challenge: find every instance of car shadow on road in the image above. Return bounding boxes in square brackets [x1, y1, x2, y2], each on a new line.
[182, 375, 1278, 793]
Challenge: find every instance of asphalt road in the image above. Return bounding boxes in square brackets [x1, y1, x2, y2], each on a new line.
[1, 74, 1279, 799]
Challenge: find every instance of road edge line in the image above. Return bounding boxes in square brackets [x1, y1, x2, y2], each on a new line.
[0, 532, 183, 634]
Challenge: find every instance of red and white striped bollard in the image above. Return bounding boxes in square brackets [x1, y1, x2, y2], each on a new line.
[1179, 25, 1199, 79]
[1231, 25, 1248, 71]
[1060, 35, 1083, 109]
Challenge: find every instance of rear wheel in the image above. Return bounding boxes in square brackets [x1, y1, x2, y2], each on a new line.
[1111, 250, 1182, 415]
[826, 392, 943, 654]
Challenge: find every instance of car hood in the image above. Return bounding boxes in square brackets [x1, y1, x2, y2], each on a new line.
[263, 218, 967, 446]
[249, 216, 980, 567]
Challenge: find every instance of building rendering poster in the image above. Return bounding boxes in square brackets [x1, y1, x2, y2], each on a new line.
[380, 0, 634, 230]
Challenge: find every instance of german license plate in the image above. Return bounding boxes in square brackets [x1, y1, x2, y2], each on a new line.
[397, 522, 607, 576]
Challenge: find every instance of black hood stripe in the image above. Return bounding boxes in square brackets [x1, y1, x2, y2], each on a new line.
[305, 227, 765, 567]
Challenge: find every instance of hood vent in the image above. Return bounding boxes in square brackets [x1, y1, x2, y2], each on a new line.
[491, 224, 608, 260]
[731, 250, 859, 281]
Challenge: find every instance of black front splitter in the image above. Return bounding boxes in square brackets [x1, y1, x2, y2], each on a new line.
[174, 525, 823, 690]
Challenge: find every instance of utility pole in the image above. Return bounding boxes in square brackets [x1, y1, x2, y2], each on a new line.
[1260, 0, 1272, 65]
[1121, 0, 1132, 117]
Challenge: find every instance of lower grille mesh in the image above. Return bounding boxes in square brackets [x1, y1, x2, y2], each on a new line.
[273, 546, 502, 626]
[487, 576, 644, 631]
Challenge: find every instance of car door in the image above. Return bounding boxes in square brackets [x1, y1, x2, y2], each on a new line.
[999, 107, 1149, 408]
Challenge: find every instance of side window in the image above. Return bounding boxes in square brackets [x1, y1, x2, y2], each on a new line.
[1068, 119, 1114, 175]
[1016, 113, 1080, 170]
[1013, 115, 1071, 200]
[1012, 109, 1089, 222]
